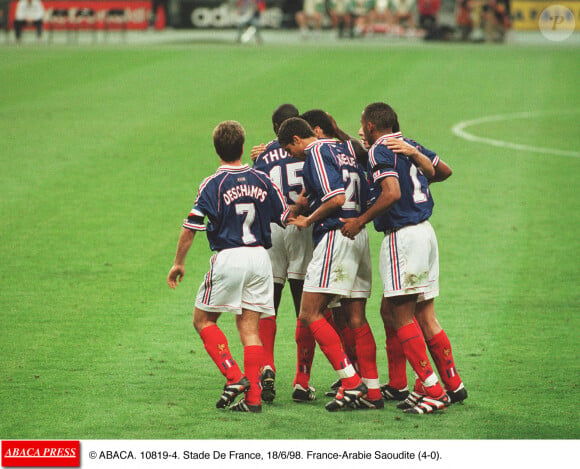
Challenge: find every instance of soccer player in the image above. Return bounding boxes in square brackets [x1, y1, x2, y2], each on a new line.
[375, 136, 467, 408]
[341, 102, 453, 414]
[277, 117, 382, 411]
[299, 109, 368, 379]
[252, 104, 317, 404]
[355, 114, 467, 408]
[167, 120, 290, 413]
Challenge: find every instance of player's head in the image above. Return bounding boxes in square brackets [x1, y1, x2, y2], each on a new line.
[213, 120, 245, 163]
[277, 117, 316, 160]
[300, 109, 336, 139]
[361, 102, 400, 145]
[272, 104, 300, 135]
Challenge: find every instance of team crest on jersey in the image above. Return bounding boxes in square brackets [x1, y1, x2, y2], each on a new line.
[419, 360, 429, 369]
[217, 344, 226, 352]
[443, 348, 451, 357]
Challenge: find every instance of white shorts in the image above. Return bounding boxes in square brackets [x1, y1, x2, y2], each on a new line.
[375, 0, 389, 13]
[195, 246, 275, 316]
[303, 0, 325, 16]
[379, 220, 439, 301]
[304, 229, 372, 299]
[330, 0, 349, 15]
[268, 223, 313, 285]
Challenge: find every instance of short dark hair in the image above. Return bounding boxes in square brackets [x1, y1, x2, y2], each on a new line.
[213, 120, 245, 162]
[277, 117, 315, 147]
[362, 102, 400, 133]
[300, 109, 336, 138]
[272, 104, 299, 134]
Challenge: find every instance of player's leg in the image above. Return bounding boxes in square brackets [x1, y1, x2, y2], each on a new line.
[416, 299, 467, 403]
[300, 290, 365, 407]
[387, 295, 449, 413]
[229, 308, 264, 412]
[289, 278, 316, 400]
[194, 307, 248, 408]
[14, 20, 24, 42]
[259, 281, 281, 371]
[259, 224, 288, 402]
[34, 19, 43, 39]
[380, 301, 410, 400]
[258, 281, 281, 403]
[342, 298, 382, 407]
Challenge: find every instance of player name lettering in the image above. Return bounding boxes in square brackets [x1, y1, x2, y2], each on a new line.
[261, 148, 288, 165]
[223, 184, 267, 205]
[336, 153, 357, 166]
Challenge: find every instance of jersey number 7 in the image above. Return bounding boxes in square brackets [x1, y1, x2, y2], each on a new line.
[235, 203, 257, 245]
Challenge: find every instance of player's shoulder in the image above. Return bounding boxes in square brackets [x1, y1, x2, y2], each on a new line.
[198, 171, 222, 192]
[404, 136, 437, 160]
[248, 167, 274, 186]
[369, 139, 395, 159]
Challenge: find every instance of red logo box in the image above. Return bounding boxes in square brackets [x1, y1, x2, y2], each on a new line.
[2, 441, 80, 467]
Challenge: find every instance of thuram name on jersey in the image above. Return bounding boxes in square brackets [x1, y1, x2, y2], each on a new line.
[222, 184, 268, 205]
[260, 147, 290, 165]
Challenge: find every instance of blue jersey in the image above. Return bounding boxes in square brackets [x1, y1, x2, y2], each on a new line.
[367, 132, 434, 232]
[183, 164, 289, 251]
[253, 139, 305, 205]
[303, 139, 369, 246]
[404, 137, 440, 167]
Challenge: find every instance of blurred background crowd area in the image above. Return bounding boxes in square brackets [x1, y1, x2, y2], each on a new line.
[0, 0, 577, 44]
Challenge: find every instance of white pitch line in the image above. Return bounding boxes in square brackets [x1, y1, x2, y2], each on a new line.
[451, 110, 580, 158]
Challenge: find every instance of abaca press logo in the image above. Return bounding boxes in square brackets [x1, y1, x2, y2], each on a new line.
[539, 5, 576, 41]
[2, 441, 80, 467]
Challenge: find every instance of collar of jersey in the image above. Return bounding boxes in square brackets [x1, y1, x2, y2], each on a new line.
[305, 138, 338, 151]
[218, 164, 249, 172]
[375, 132, 403, 145]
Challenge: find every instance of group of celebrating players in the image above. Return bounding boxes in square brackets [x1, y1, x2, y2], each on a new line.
[167, 102, 468, 414]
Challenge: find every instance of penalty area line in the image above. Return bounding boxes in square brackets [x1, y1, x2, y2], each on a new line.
[451, 111, 580, 158]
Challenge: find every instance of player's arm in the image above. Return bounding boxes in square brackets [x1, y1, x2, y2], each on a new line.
[288, 188, 310, 219]
[289, 194, 346, 230]
[385, 138, 435, 179]
[250, 143, 266, 162]
[340, 177, 400, 239]
[167, 227, 196, 289]
[430, 158, 453, 183]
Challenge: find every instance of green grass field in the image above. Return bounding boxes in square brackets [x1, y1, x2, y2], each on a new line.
[1, 37, 579, 441]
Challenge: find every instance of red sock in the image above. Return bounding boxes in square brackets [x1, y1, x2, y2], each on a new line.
[396, 322, 444, 398]
[243, 345, 264, 406]
[340, 326, 358, 372]
[323, 309, 341, 335]
[385, 325, 407, 390]
[353, 324, 381, 400]
[427, 329, 462, 392]
[199, 325, 243, 384]
[309, 318, 360, 389]
[294, 319, 316, 388]
[259, 316, 277, 371]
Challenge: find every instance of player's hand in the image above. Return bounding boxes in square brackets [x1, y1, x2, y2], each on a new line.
[167, 265, 185, 289]
[288, 215, 310, 230]
[384, 138, 418, 157]
[295, 189, 309, 211]
[250, 144, 266, 162]
[340, 217, 363, 240]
